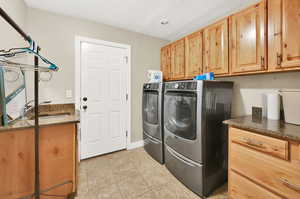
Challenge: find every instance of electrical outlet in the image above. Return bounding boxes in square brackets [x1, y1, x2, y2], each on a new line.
[66, 90, 72, 99]
[252, 106, 262, 123]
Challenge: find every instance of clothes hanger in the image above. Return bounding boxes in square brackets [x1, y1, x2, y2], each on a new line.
[0, 40, 59, 71]
[0, 58, 53, 72]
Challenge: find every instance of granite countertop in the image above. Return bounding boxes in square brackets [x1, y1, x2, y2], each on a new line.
[0, 104, 80, 133]
[224, 116, 300, 142]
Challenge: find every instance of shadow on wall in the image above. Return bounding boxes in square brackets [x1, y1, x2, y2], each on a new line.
[218, 71, 300, 117]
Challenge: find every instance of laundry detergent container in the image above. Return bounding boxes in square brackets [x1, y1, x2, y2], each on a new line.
[280, 89, 300, 125]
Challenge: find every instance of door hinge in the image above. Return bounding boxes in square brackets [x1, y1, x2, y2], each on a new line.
[126, 93, 128, 101]
[124, 56, 128, 64]
[78, 126, 81, 141]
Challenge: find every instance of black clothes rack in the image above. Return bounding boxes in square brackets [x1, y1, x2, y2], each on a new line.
[0, 6, 41, 199]
[0, 7, 74, 199]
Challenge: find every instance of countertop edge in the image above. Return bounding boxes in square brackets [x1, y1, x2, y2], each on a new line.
[224, 117, 300, 143]
[0, 119, 80, 133]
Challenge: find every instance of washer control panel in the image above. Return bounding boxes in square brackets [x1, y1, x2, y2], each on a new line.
[165, 81, 198, 90]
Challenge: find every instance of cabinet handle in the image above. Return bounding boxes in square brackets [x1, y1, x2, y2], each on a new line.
[277, 53, 282, 66]
[261, 56, 265, 68]
[279, 178, 300, 192]
[240, 137, 265, 149]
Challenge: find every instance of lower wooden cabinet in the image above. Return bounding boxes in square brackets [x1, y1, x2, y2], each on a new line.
[0, 128, 35, 199]
[230, 127, 288, 160]
[0, 123, 77, 199]
[229, 127, 300, 199]
[40, 124, 77, 199]
[229, 171, 282, 199]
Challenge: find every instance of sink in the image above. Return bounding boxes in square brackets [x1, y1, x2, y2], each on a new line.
[26, 113, 72, 126]
[39, 113, 71, 120]
[27, 113, 71, 120]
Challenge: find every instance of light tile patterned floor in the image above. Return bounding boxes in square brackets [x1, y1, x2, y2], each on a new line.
[76, 147, 228, 199]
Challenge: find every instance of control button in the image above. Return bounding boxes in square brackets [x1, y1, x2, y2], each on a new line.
[174, 83, 179, 89]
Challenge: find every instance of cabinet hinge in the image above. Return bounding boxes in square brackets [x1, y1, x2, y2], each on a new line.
[126, 93, 128, 101]
[124, 56, 128, 64]
[126, 131, 128, 137]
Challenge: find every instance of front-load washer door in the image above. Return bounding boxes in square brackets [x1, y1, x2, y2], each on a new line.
[164, 90, 202, 163]
[142, 90, 161, 140]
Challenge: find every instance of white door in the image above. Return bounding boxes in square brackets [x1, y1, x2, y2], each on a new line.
[80, 40, 129, 159]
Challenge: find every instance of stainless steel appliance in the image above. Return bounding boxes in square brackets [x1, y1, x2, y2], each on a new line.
[164, 80, 233, 197]
[142, 82, 164, 164]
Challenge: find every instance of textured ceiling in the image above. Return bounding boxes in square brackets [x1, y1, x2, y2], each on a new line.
[24, 0, 260, 41]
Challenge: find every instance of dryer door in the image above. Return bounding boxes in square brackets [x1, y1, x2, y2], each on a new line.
[164, 91, 197, 140]
[142, 90, 161, 140]
[164, 90, 202, 163]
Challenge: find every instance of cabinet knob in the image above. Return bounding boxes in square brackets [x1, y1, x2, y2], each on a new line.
[83, 97, 88, 102]
[82, 105, 88, 110]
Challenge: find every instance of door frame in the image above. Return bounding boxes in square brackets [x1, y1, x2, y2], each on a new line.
[75, 36, 132, 156]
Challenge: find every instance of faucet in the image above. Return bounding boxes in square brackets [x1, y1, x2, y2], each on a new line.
[20, 100, 52, 119]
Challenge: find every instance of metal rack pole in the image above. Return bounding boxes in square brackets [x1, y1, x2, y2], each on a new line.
[34, 51, 40, 199]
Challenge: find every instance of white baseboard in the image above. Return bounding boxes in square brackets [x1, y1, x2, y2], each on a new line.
[127, 140, 144, 150]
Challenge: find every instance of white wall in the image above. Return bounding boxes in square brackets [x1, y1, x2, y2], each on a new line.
[0, 0, 28, 119]
[26, 8, 169, 142]
[218, 71, 300, 117]
[0, 0, 28, 49]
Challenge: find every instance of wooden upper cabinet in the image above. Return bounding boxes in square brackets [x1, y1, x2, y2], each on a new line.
[268, 0, 300, 70]
[161, 45, 171, 80]
[230, 0, 267, 73]
[171, 38, 185, 79]
[185, 31, 203, 79]
[204, 18, 229, 75]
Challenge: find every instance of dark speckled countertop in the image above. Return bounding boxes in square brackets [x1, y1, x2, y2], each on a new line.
[224, 116, 300, 142]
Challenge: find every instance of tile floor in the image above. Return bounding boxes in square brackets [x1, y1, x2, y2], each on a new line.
[76, 147, 228, 199]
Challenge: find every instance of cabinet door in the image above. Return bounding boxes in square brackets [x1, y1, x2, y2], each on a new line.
[185, 31, 203, 79]
[268, 0, 300, 70]
[230, 1, 267, 73]
[282, 0, 300, 68]
[161, 45, 171, 81]
[40, 124, 76, 197]
[171, 39, 185, 79]
[204, 18, 229, 75]
[268, 0, 282, 70]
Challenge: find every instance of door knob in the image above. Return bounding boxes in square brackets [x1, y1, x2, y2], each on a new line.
[83, 97, 88, 102]
[82, 105, 88, 110]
